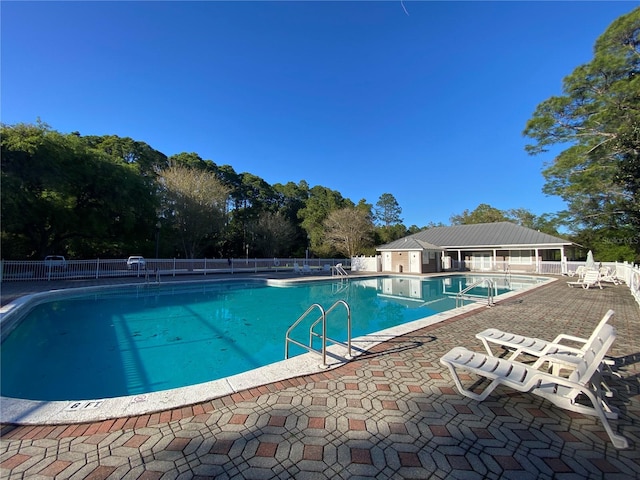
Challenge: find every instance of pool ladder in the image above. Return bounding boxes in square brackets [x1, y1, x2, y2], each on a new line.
[331, 263, 349, 277]
[145, 269, 161, 284]
[285, 300, 352, 369]
[455, 279, 496, 308]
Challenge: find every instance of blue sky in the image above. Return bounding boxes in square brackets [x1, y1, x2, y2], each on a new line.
[2, 1, 637, 228]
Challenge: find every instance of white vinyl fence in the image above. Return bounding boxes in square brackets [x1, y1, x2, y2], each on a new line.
[446, 259, 623, 277]
[0, 257, 350, 283]
[614, 261, 640, 307]
[448, 259, 640, 308]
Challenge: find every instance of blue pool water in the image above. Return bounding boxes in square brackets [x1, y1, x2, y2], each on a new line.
[1, 275, 544, 401]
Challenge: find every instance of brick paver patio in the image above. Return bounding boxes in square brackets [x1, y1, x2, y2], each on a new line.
[1, 276, 639, 479]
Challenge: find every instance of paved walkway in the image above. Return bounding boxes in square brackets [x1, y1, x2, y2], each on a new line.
[1, 277, 639, 479]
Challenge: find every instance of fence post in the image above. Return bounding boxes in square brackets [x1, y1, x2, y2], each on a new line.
[173, 258, 176, 277]
[96, 259, 100, 279]
[204, 257, 207, 276]
[0, 259, 3, 283]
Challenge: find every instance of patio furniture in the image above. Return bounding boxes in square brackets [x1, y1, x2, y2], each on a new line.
[440, 323, 628, 449]
[599, 267, 621, 285]
[475, 310, 618, 395]
[476, 310, 614, 361]
[567, 269, 602, 289]
[568, 265, 586, 279]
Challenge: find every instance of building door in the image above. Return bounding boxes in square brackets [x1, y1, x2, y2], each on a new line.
[410, 252, 421, 273]
[383, 252, 392, 272]
[472, 253, 492, 271]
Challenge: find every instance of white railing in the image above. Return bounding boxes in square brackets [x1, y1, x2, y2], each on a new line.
[445, 258, 640, 307]
[0, 257, 351, 283]
[446, 259, 624, 276]
[614, 261, 640, 307]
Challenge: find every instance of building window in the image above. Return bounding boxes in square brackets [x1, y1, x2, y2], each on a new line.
[509, 250, 533, 265]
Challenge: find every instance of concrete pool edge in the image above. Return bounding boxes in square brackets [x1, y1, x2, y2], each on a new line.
[0, 274, 557, 425]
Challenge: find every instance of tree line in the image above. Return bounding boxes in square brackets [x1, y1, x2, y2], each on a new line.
[2, 8, 638, 262]
[0, 121, 417, 260]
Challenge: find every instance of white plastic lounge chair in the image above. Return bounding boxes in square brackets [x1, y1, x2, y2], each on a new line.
[599, 267, 620, 285]
[567, 269, 602, 289]
[476, 310, 614, 361]
[302, 264, 312, 274]
[476, 310, 618, 394]
[294, 263, 303, 275]
[440, 323, 628, 449]
[568, 265, 586, 278]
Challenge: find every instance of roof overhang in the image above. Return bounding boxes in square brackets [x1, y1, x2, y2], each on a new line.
[440, 243, 574, 249]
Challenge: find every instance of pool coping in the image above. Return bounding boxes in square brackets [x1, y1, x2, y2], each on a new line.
[0, 273, 557, 425]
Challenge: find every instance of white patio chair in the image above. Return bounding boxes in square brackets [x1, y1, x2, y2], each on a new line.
[440, 323, 628, 449]
[475, 310, 618, 393]
[476, 310, 614, 360]
[599, 267, 620, 285]
[568, 265, 586, 279]
[567, 269, 602, 289]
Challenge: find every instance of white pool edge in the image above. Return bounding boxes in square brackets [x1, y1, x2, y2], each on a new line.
[0, 274, 557, 425]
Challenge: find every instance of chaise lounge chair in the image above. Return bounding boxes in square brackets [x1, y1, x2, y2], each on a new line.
[476, 309, 614, 361]
[567, 269, 602, 289]
[567, 265, 586, 279]
[440, 323, 628, 449]
[476, 310, 618, 394]
[599, 267, 621, 285]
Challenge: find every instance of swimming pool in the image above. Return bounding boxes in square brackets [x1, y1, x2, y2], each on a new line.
[1, 274, 548, 405]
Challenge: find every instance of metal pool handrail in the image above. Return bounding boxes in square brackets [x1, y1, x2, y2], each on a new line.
[456, 279, 496, 308]
[285, 300, 352, 369]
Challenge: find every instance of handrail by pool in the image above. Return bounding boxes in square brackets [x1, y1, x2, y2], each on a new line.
[285, 300, 352, 368]
[456, 278, 496, 308]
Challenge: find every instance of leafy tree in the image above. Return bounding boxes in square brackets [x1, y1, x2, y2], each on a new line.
[273, 181, 310, 220]
[298, 186, 352, 256]
[407, 224, 425, 234]
[374, 193, 403, 228]
[450, 203, 508, 225]
[523, 7, 640, 258]
[375, 224, 409, 245]
[322, 206, 375, 257]
[168, 152, 210, 170]
[84, 135, 168, 176]
[250, 211, 297, 257]
[505, 208, 561, 235]
[571, 226, 639, 262]
[159, 164, 230, 258]
[272, 181, 310, 256]
[1, 122, 157, 258]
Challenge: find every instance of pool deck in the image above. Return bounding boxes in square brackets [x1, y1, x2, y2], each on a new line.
[1, 273, 639, 479]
